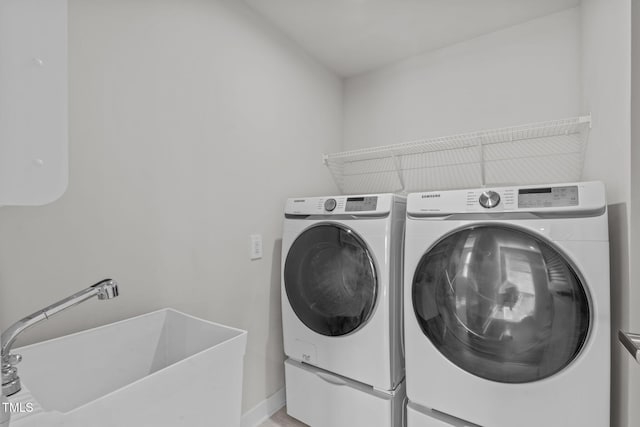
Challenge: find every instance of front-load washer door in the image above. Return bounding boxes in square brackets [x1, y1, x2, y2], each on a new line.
[284, 223, 377, 337]
[412, 225, 590, 384]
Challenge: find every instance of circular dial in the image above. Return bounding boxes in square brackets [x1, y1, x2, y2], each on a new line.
[479, 191, 501, 209]
[324, 198, 337, 211]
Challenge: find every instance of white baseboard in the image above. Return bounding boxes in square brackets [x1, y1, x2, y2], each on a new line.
[240, 387, 286, 427]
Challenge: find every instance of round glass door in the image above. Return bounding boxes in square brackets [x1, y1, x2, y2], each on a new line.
[412, 225, 590, 383]
[284, 224, 377, 337]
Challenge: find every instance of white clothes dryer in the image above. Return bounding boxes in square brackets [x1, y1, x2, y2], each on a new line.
[403, 182, 610, 427]
[282, 194, 406, 427]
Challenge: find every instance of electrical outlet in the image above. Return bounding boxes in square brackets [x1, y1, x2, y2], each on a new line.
[250, 234, 262, 260]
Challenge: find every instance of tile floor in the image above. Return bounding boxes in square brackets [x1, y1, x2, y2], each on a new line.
[258, 407, 308, 427]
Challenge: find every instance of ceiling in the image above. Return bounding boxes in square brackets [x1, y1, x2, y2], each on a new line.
[241, 0, 581, 77]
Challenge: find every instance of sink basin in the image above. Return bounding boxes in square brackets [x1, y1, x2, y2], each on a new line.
[8, 308, 247, 426]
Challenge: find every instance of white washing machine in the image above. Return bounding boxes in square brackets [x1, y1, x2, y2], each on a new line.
[282, 194, 406, 427]
[403, 181, 610, 427]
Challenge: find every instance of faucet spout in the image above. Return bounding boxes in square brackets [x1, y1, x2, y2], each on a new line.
[1, 278, 119, 396]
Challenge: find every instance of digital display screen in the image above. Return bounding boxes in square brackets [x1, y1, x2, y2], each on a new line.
[518, 186, 578, 208]
[345, 196, 378, 212]
[519, 188, 552, 195]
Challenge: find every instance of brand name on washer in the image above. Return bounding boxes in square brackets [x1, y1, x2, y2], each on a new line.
[422, 194, 441, 198]
[293, 199, 305, 203]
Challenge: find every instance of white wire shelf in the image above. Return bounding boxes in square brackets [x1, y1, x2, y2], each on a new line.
[323, 115, 592, 194]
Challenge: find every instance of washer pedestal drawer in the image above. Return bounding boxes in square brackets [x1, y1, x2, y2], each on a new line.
[285, 359, 405, 427]
[407, 401, 481, 427]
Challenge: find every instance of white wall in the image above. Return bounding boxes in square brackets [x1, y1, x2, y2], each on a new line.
[581, 1, 632, 427]
[343, 8, 582, 151]
[629, 2, 640, 427]
[0, 0, 342, 414]
[581, 0, 632, 205]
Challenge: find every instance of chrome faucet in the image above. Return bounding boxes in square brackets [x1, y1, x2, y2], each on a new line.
[1, 278, 119, 396]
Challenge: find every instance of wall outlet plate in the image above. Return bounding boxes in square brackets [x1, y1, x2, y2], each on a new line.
[250, 234, 262, 260]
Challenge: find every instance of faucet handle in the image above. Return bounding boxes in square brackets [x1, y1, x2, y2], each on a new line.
[5, 354, 21, 366]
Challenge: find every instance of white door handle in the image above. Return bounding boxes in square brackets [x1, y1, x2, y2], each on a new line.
[619, 331, 640, 363]
[315, 371, 348, 386]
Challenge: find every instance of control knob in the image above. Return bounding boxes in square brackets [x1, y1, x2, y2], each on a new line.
[479, 191, 500, 209]
[324, 198, 337, 212]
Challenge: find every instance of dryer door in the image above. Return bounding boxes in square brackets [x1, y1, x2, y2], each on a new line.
[412, 225, 590, 383]
[284, 224, 377, 337]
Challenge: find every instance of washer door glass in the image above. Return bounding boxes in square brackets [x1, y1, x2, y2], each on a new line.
[285, 224, 377, 337]
[412, 226, 590, 383]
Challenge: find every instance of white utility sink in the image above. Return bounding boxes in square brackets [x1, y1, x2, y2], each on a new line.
[8, 308, 247, 426]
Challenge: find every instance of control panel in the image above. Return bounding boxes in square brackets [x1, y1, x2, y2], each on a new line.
[285, 195, 392, 215]
[469, 186, 579, 210]
[407, 182, 597, 216]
